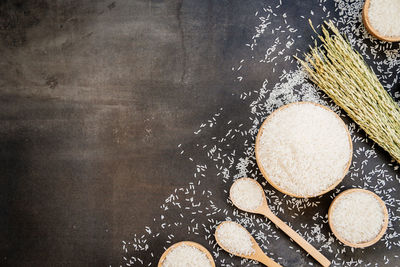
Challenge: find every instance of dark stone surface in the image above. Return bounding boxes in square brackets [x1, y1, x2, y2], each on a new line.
[0, 0, 256, 266]
[0, 0, 399, 266]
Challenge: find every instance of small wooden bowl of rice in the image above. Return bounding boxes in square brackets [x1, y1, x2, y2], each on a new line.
[255, 102, 352, 198]
[158, 241, 215, 267]
[328, 188, 389, 248]
[362, 0, 400, 42]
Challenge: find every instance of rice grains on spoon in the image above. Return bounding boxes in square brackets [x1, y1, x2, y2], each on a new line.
[230, 178, 331, 267]
[215, 221, 282, 267]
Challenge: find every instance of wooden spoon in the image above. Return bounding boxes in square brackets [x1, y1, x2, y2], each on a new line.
[215, 221, 282, 267]
[328, 188, 389, 248]
[158, 241, 215, 267]
[362, 0, 400, 42]
[230, 178, 331, 267]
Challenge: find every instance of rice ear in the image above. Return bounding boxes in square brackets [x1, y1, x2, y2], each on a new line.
[297, 21, 400, 163]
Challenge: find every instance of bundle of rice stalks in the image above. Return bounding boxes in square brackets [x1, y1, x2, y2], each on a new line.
[297, 21, 400, 163]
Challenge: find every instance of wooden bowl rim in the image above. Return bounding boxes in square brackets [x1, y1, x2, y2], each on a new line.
[157, 241, 215, 267]
[255, 101, 353, 198]
[328, 188, 389, 248]
[362, 0, 400, 42]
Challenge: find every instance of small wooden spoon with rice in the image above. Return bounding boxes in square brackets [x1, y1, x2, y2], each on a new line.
[230, 178, 331, 267]
[215, 221, 282, 267]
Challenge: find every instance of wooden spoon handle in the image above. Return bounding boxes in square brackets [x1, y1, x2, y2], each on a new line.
[263, 211, 330, 267]
[257, 254, 283, 267]
[252, 246, 283, 267]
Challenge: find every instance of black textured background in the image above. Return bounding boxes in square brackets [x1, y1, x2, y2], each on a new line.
[0, 0, 399, 266]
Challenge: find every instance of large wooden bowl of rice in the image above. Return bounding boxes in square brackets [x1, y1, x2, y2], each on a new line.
[255, 102, 353, 198]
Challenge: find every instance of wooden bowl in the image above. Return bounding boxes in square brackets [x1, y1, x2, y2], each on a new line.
[362, 0, 400, 42]
[255, 102, 353, 198]
[157, 241, 215, 267]
[328, 188, 389, 248]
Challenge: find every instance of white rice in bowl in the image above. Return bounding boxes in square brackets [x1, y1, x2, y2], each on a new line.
[256, 102, 352, 197]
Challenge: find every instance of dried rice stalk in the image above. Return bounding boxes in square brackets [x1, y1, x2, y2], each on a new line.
[296, 21, 400, 163]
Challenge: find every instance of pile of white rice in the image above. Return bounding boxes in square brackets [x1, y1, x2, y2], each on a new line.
[330, 190, 385, 244]
[257, 102, 352, 197]
[215, 221, 255, 256]
[161, 244, 213, 267]
[368, 0, 400, 37]
[230, 179, 263, 211]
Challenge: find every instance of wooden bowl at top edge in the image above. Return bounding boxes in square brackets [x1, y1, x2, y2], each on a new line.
[328, 188, 389, 248]
[254, 102, 353, 198]
[157, 241, 215, 267]
[362, 0, 400, 42]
